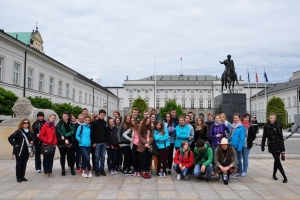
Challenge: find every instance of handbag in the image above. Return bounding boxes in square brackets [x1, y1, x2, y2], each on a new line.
[151, 142, 159, 156]
[41, 130, 55, 155]
[21, 131, 35, 157]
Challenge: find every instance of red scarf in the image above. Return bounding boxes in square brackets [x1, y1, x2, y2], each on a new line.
[241, 121, 250, 130]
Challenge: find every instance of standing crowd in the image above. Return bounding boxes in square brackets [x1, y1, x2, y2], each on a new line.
[8, 107, 288, 185]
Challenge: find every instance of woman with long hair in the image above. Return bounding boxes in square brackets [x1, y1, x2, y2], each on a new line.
[209, 114, 228, 154]
[107, 118, 119, 175]
[39, 114, 58, 178]
[150, 113, 158, 174]
[173, 141, 194, 180]
[194, 116, 208, 142]
[138, 117, 153, 179]
[56, 111, 76, 176]
[114, 117, 123, 172]
[220, 113, 231, 137]
[261, 113, 287, 183]
[174, 117, 190, 150]
[164, 113, 176, 175]
[154, 120, 170, 178]
[8, 118, 34, 182]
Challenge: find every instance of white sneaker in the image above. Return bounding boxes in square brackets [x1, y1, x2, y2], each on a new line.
[177, 174, 181, 180]
[36, 169, 41, 173]
[163, 173, 166, 178]
[185, 175, 189, 179]
[158, 173, 163, 177]
[219, 174, 223, 181]
[231, 173, 240, 178]
[110, 170, 114, 175]
[241, 172, 247, 177]
[82, 173, 88, 178]
[88, 173, 92, 178]
[114, 170, 118, 174]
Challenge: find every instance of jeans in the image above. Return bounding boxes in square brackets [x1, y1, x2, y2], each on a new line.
[107, 147, 118, 171]
[34, 146, 42, 170]
[168, 143, 175, 169]
[16, 150, 29, 178]
[157, 148, 168, 173]
[141, 149, 152, 171]
[43, 147, 56, 174]
[121, 146, 132, 171]
[75, 146, 82, 170]
[131, 144, 141, 172]
[241, 147, 250, 173]
[80, 146, 91, 171]
[94, 143, 107, 172]
[234, 148, 242, 173]
[58, 146, 75, 170]
[194, 163, 213, 180]
[173, 164, 189, 177]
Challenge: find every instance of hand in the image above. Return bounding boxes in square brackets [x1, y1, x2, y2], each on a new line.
[15, 144, 18, 147]
[201, 165, 206, 173]
[119, 144, 123, 148]
[37, 134, 39, 137]
[182, 166, 186, 170]
[30, 141, 33, 144]
[92, 143, 96, 147]
[111, 146, 114, 149]
[106, 146, 110, 149]
[65, 139, 69, 144]
[217, 133, 222, 138]
[61, 136, 65, 140]
[145, 144, 149, 148]
[130, 139, 133, 142]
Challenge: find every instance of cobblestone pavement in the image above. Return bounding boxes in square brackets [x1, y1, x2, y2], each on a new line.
[0, 157, 300, 199]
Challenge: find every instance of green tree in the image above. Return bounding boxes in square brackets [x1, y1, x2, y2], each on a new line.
[53, 103, 73, 118]
[131, 97, 148, 120]
[0, 87, 18, 115]
[27, 96, 53, 109]
[72, 106, 82, 117]
[159, 99, 184, 119]
[266, 96, 286, 127]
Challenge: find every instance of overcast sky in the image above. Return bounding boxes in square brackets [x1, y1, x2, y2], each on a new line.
[1, 0, 299, 86]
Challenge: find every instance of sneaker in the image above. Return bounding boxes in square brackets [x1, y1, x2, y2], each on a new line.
[241, 172, 247, 177]
[128, 171, 133, 175]
[219, 174, 223, 181]
[110, 170, 114, 175]
[167, 170, 172, 175]
[82, 173, 88, 178]
[76, 169, 82, 174]
[229, 175, 233, 182]
[177, 174, 181, 180]
[158, 173, 163, 177]
[142, 173, 148, 179]
[114, 170, 118, 174]
[185, 176, 189, 179]
[123, 170, 129, 175]
[206, 178, 212, 183]
[137, 172, 141, 177]
[100, 171, 106, 176]
[45, 173, 50, 178]
[49, 173, 54, 178]
[149, 170, 152, 175]
[36, 169, 41, 173]
[95, 171, 100, 177]
[88, 173, 93, 178]
[231, 173, 240, 178]
[119, 167, 123, 172]
[146, 172, 151, 178]
[163, 173, 166, 178]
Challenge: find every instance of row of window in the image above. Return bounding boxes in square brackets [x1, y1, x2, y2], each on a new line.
[128, 89, 213, 94]
[282, 97, 297, 108]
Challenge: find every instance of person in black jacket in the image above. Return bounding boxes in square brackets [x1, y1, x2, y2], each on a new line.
[32, 112, 46, 173]
[91, 109, 109, 177]
[261, 113, 287, 183]
[107, 118, 119, 174]
[8, 118, 34, 183]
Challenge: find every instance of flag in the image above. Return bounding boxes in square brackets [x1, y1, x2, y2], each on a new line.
[180, 57, 182, 61]
[264, 71, 268, 82]
[248, 71, 250, 83]
[256, 73, 258, 83]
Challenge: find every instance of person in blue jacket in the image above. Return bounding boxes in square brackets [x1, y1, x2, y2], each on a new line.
[228, 113, 245, 178]
[154, 120, 170, 178]
[163, 113, 176, 175]
[76, 116, 92, 178]
[175, 117, 190, 150]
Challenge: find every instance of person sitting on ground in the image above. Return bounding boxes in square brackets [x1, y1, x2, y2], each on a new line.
[193, 139, 213, 182]
[214, 138, 238, 185]
[173, 141, 194, 180]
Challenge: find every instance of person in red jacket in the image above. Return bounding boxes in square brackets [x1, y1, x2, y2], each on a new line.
[173, 141, 194, 180]
[39, 114, 58, 178]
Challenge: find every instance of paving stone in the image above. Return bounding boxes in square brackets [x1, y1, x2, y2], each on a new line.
[116, 190, 138, 199]
[34, 189, 62, 199]
[196, 190, 221, 199]
[76, 190, 99, 199]
[84, 183, 105, 190]
[216, 190, 242, 200]
[55, 190, 82, 199]
[96, 190, 119, 199]
[177, 191, 199, 199]
[234, 190, 263, 200]
[15, 189, 42, 199]
[137, 190, 158, 199]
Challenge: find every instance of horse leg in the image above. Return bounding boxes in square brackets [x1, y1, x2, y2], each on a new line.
[232, 81, 235, 93]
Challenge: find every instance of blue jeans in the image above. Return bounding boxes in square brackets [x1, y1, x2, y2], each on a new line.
[173, 164, 189, 177]
[43, 147, 56, 174]
[107, 148, 118, 171]
[94, 143, 107, 172]
[194, 163, 213, 180]
[242, 147, 250, 173]
[234, 148, 242, 173]
[80, 146, 91, 171]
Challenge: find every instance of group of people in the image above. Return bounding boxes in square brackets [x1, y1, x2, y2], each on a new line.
[8, 107, 288, 185]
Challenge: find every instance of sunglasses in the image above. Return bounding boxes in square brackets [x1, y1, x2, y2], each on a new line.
[23, 122, 29, 124]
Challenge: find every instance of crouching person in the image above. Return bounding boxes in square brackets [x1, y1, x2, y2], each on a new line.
[193, 139, 213, 182]
[173, 141, 194, 180]
[214, 138, 238, 185]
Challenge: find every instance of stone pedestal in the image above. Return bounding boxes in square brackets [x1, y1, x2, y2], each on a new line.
[214, 93, 246, 123]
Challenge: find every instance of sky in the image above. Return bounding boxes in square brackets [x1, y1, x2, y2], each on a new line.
[1, 0, 300, 86]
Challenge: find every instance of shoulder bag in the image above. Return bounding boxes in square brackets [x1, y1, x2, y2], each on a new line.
[41, 131, 55, 155]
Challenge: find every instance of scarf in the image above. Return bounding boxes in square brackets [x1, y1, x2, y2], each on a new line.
[241, 121, 250, 130]
[230, 121, 241, 134]
[45, 121, 55, 128]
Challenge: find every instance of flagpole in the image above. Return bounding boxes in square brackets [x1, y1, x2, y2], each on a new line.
[154, 54, 156, 109]
[264, 68, 267, 110]
[181, 56, 182, 75]
[247, 68, 250, 112]
[255, 68, 258, 119]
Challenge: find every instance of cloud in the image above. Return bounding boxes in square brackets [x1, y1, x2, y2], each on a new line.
[1, 0, 299, 86]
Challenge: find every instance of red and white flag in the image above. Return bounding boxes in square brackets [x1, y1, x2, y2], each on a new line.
[256, 73, 258, 83]
[180, 57, 182, 61]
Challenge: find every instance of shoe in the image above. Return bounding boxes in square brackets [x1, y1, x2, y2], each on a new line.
[76, 169, 82, 174]
[88, 173, 93, 178]
[241, 172, 247, 177]
[100, 171, 106, 176]
[163, 173, 166, 178]
[110, 170, 114, 175]
[146, 172, 151, 178]
[71, 170, 76, 176]
[114, 170, 118, 174]
[82, 173, 88, 178]
[21, 177, 28, 181]
[36, 169, 41, 173]
[229, 175, 233, 182]
[61, 170, 66, 176]
[283, 178, 288, 183]
[177, 174, 181, 180]
[206, 178, 212, 183]
[149, 170, 152, 175]
[142, 173, 148, 179]
[119, 167, 123, 172]
[231, 173, 240, 178]
[123, 170, 129, 175]
[273, 175, 278, 180]
[185, 176, 189, 179]
[158, 173, 163, 177]
[17, 178, 22, 183]
[45, 173, 50, 178]
[49, 173, 54, 178]
[127, 171, 132, 175]
[167, 170, 172, 175]
[219, 174, 223, 181]
[95, 171, 100, 177]
[137, 172, 141, 177]
[132, 172, 137, 177]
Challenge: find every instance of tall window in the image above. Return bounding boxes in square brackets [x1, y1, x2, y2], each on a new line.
[182, 100, 186, 108]
[89, 94, 91, 105]
[173, 90, 176, 93]
[294, 96, 297, 106]
[79, 91, 82, 103]
[199, 90, 203, 93]
[39, 73, 44, 92]
[58, 81, 62, 96]
[0, 58, 3, 81]
[13, 63, 20, 85]
[288, 97, 291, 107]
[208, 100, 212, 108]
[207, 90, 212, 94]
[199, 100, 203, 108]
[129, 99, 133, 107]
[156, 90, 159, 93]
[72, 89, 75, 100]
[27, 69, 33, 89]
[96, 97, 98, 106]
[145, 99, 149, 107]
[129, 90, 133, 93]
[85, 93, 87, 104]
[156, 99, 160, 108]
[165, 90, 168, 94]
[191, 100, 194, 108]
[182, 90, 185, 94]
[191, 90, 195, 93]
[100, 98, 102, 107]
[49, 78, 54, 94]
[66, 83, 69, 98]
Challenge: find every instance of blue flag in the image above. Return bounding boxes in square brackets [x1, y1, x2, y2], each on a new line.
[248, 71, 250, 83]
[264, 71, 268, 82]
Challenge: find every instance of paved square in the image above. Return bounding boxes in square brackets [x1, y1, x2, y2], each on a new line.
[0, 158, 299, 199]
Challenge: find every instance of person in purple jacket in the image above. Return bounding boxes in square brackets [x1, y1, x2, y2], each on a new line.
[209, 115, 228, 155]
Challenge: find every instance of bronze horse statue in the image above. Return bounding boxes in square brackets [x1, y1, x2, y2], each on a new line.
[220, 55, 239, 93]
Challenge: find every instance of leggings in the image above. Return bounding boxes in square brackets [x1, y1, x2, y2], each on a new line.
[58, 147, 75, 170]
[158, 148, 169, 173]
[271, 153, 286, 178]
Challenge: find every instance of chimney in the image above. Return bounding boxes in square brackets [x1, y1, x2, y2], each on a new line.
[150, 76, 152, 80]
[126, 75, 128, 80]
[239, 75, 242, 81]
[16, 34, 18, 40]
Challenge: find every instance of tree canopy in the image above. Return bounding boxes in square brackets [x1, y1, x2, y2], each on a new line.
[159, 99, 184, 119]
[0, 87, 18, 115]
[131, 97, 148, 120]
[266, 96, 286, 127]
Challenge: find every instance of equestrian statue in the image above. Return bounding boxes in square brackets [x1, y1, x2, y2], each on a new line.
[219, 54, 239, 93]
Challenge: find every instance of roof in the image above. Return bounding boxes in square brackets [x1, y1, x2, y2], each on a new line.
[251, 77, 300, 98]
[138, 75, 220, 81]
[6, 32, 32, 45]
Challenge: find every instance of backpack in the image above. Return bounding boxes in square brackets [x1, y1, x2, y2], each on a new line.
[177, 149, 191, 158]
[79, 125, 84, 137]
